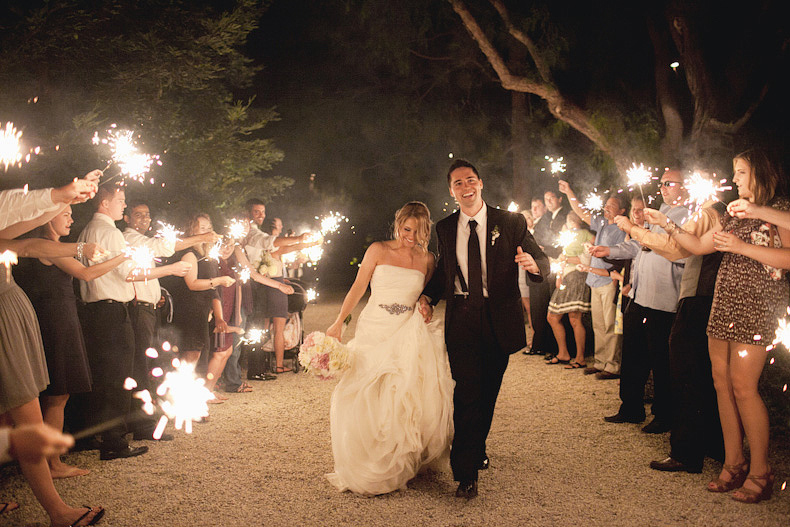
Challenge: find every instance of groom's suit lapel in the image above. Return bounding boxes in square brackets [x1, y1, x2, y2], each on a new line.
[485, 207, 498, 290]
[446, 211, 460, 286]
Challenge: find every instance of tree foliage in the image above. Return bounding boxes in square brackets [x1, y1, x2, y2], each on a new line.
[0, 0, 287, 221]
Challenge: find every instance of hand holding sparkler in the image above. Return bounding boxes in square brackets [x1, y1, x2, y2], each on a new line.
[51, 172, 101, 205]
[642, 208, 667, 227]
[613, 215, 635, 234]
[557, 180, 574, 199]
[588, 245, 610, 258]
[727, 199, 759, 219]
[277, 282, 294, 295]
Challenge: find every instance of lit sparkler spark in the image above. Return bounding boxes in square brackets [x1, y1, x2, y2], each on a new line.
[281, 252, 298, 265]
[1, 250, 18, 283]
[155, 221, 182, 245]
[206, 240, 222, 262]
[555, 230, 576, 251]
[233, 265, 251, 283]
[507, 201, 519, 212]
[93, 126, 162, 183]
[306, 288, 318, 302]
[626, 163, 652, 187]
[156, 359, 213, 434]
[303, 245, 324, 263]
[125, 245, 157, 277]
[226, 219, 247, 241]
[684, 173, 731, 209]
[550, 261, 564, 274]
[583, 193, 604, 212]
[241, 328, 266, 345]
[1, 122, 23, 170]
[541, 155, 566, 175]
[317, 212, 347, 235]
[770, 316, 790, 350]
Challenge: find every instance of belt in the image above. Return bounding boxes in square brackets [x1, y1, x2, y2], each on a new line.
[133, 300, 155, 308]
[88, 299, 131, 306]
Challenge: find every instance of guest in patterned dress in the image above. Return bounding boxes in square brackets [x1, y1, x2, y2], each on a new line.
[646, 149, 789, 503]
[545, 212, 594, 368]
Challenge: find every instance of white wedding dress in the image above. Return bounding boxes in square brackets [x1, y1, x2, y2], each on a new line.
[326, 264, 454, 495]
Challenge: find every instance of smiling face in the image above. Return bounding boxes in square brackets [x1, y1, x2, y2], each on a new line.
[732, 158, 754, 200]
[630, 198, 645, 226]
[449, 166, 484, 214]
[396, 217, 419, 248]
[249, 204, 266, 227]
[125, 204, 152, 234]
[49, 206, 74, 239]
[603, 197, 625, 222]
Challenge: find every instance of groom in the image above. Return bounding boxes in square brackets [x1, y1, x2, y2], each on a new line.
[419, 159, 549, 499]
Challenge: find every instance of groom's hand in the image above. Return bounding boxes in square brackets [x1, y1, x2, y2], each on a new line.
[515, 246, 539, 274]
[418, 295, 433, 323]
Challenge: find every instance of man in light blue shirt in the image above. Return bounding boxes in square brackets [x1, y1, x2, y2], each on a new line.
[592, 170, 690, 433]
[559, 181, 627, 378]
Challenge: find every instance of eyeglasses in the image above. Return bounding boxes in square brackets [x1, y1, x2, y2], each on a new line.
[660, 181, 680, 188]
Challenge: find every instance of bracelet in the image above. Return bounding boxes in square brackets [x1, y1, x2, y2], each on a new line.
[664, 220, 677, 236]
[76, 242, 84, 260]
[209, 278, 215, 289]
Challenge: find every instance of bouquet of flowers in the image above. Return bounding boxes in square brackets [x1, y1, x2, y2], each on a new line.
[256, 251, 280, 277]
[299, 330, 352, 380]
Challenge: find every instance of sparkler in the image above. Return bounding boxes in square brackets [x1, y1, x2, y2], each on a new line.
[316, 212, 347, 235]
[156, 359, 213, 434]
[626, 163, 652, 202]
[1, 250, 17, 283]
[240, 328, 267, 345]
[555, 230, 577, 253]
[155, 221, 182, 246]
[550, 261, 564, 275]
[306, 288, 318, 302]
[303, 245, 324, 264]
[93, 126, 162, 184]
[1, 122, 23, 170]
[226, 219, 247, 242]
[125, 245, 157, 279]
[540, 155, 566, 176]
[684, 172, 731, 210]
[233, 265, 251, 284]
[767, 309, 790, 352]
[507, 201, 519, 212]
[583, 193, 604, 212]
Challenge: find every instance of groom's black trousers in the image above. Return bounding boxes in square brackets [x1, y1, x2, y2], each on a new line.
[446, 296, 509, 482]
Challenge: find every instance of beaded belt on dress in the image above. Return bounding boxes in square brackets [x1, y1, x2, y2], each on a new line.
[379, 303, 413, 315]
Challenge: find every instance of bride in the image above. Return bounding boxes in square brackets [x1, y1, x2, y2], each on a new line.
[325, 201, 454, 495]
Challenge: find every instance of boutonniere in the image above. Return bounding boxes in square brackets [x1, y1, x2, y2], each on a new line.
[491, 225, 500, 246]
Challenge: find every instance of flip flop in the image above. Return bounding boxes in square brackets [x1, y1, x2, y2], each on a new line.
[275, 366, 293, 373]
[546, 357, 570, 365]
[69, 505, 105, 526]
[1, 502, 19, 515]
[565, 360, 587, 369]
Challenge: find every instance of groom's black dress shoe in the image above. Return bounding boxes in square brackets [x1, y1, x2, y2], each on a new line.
[99, 445, 148, 461]
[649, 457, 702, 473]
[479, 456, 489, 470]
[455, 480, 478, 499]
[603, 412, 645, 424]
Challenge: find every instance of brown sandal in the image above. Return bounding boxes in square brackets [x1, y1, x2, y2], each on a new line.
[707, 462, 748, 493]
[275, 366, 293, 373]
[732, 471, 775, 503]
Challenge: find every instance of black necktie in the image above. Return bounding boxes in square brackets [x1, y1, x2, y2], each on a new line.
[467, 219, 483, 305]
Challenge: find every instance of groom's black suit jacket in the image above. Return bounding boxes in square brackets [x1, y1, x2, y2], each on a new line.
[423, 206, 549, 354]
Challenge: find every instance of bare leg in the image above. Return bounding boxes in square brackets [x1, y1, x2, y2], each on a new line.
[521, 297, 531, 328]
[729, 341, 771, 493]
[708, 337, 747, 484]
[272, 317, 289, 371]
[568, 312, 586, 364]
[205, 346, 232, 392]
[9, 399, 102, 527]
[40, 394, 89, 478]
[546, 313, 570, 361]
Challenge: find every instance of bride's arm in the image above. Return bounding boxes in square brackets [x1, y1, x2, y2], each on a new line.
[326, 243, 382, 340]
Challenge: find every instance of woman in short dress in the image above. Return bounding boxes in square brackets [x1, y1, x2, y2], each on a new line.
[545, 212, 594, 368]
[647, 149, 789, 503]
[15, 206, 127, 478]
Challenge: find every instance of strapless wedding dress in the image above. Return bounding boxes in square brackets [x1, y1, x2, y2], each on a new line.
[326, 264, 454, 495]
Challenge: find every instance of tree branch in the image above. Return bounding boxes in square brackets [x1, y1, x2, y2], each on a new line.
[489, 0, 554, 84]
[707, 83, 770, 134]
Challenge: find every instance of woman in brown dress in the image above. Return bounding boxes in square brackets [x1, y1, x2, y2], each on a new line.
[645, 149, 789, 503]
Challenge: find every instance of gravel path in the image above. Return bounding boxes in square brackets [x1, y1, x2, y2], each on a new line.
[2, 292, 788, 526]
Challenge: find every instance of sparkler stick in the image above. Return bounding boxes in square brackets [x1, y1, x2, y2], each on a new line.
[626, 163, 651, 203]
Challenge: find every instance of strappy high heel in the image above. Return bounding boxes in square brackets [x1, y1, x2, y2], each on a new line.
[707, 462, 748, 492]
[732, 471, 775, 504]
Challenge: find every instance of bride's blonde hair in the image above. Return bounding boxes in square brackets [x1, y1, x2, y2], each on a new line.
[392, 201, 432, 252]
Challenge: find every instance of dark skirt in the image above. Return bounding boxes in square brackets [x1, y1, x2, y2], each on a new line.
[548, 270, 591, 314]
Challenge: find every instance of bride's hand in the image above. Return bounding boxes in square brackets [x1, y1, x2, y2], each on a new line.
[326, 322, 343, 341]
[418, 296, 433, 323]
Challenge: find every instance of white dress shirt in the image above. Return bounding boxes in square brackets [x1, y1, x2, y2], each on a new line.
[455, 203, 489, 297]
[244, 225, 276, 266]
[0, 188, 58, 230]
[123, 228, 176, 304]
[78, 213, 135, 303]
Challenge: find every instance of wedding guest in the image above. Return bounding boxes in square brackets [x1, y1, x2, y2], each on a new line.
[649, 149, 789, 503]
[525, 197, 556, 356]
[15, 206, 128, 478]
[595, 169, 690, 431]
[559, 180, 627, 378]
[77, 184, 190, 460]
[164, 213, 235, 399]
[1, 176, 106, 527]
[122, 200, 218, 438]
[626, 195, 727, 474]
[545, 212, 594, 368]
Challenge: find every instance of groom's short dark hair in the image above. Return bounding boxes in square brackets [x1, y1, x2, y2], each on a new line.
[446, 159, 480, 185]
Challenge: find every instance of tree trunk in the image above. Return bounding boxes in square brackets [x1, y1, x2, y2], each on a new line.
[511, 90, 530, 204]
